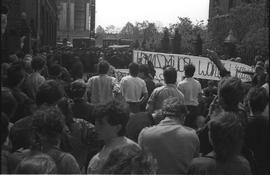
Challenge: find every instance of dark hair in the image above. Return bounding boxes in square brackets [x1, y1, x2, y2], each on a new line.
[1, 113, 9, 146]
[101, 146, 157, 174]
[71, 61, 84, 79]
[93, 100, 129, 136]
[1, 87, 17, 119]
[98, 60, 110, 74]
[247, 87, 268, 113]
[48, 64, 62, 77]
[162, 97, 187, 120]
[31, 56, 46, 71]
[36, 80, 64, 106]
[69, 81, 86, 99]
[129, 62, 139, 77]
[184, 63, 195, 77]
[32, 107, 65, 145]
[218, 77, 244, 111]
[6, 63, 25, 88]
[163, 66, 177, 84]
[209, 112, 244, 162]
[15, 153, 57, 174]
[139, 64, 149, 76]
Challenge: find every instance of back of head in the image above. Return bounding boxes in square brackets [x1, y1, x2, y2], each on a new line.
[36, 80, 64, 106]
[218, 77, 244, 111]
[32, 106, 64, 145]
[209, 112, 244, 162]
[31, 56, 46, 72]
[184, 63, 195, 78]
[98, 60, 110, 74]
[139, 64, 149, 76]
[162, 97, 187, 121]
[129, 62, 139, 77]
[48, 64, 62, 77]
[71, 61, 84, 79]
[247, 87, 268, 114]
[15, 153, 57, 174]
[163, 66, 177, 84]
[93, 100, 129, 136]
[6, 62, 25, 88]
[69, 81, 86, 99]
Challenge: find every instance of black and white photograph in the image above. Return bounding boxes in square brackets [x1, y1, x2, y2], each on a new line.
[1, 0, 269, 174]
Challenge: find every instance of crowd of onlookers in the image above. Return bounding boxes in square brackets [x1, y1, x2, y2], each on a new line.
[1, 43, 269, 175]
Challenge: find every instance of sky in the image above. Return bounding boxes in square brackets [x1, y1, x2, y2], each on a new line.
[96, 0, 210, 29]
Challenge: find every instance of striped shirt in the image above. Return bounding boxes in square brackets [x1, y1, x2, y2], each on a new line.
[146, 84, 185, 112]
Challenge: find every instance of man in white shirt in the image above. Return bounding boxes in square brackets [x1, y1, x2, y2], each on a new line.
[120, 62, 148, 113]
[87, 60, 119, 105]
[178, 63, 202, 129]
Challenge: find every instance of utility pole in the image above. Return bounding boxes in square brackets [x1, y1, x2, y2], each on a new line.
[37, 0, 40, 47]
[67, 0, 70, 41]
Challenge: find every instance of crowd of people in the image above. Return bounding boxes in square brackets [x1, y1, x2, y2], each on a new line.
[1, 6, 269, 174]
[1, 42, 269, 174]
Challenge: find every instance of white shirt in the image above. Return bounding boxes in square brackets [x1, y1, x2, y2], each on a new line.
[177, 77, 202, 106]
[87, 74, 118, 105]
[120, 75, 148, 102]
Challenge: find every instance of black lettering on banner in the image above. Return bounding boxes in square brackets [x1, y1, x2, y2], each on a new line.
[206, 61, 215, 76]
[198, 60, 206, 76]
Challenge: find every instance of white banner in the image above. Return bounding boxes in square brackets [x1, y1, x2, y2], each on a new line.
[132, 50, 254, 83]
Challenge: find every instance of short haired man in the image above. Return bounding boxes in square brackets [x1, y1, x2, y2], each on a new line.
[139, 97, 199, 174]
[87, 100, 140, 174]
[120, 62, 148, 113]
[177, 63, 202, 128]
[245, 87, 269, 175]
[87, 60, 118, 105]
[146, 66, 184, 113]
[25, 56, 46, 100]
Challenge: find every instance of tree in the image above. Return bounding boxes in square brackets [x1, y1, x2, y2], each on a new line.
[172, 29, 181, 54]
[120, 22, 134, 39]
[160, 27, 170, 53]
[105, 25, 117, 34]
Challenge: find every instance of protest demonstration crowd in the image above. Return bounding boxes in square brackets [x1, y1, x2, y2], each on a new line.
[1, 2, 269, 175]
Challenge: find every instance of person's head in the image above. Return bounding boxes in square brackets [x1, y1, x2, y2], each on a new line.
[163, 66, 177, 84]
[31, 56, 45, 72]
[1, 62, 10, 80]
[36, 80, 64, 106]
[129, 62, 139, 77]
[23, 55, 33, 74]
[1, 87, 17, 119]
[6, 62, 25, 88]
[93, 100, 129, 142]
[98, 60, 110, 74]
[255, 61, 265, 75]
[15, 153, 57, 174]
[247, 87, 268, 114]
[71, 61, 83, 79]
[162, 97, 188, 123]
[1, 112, 9, 146]
[208, 112, 244, 162]
[69, 81, 86, 99]
[184, 63, 196, 78]
[101, 146, 157, 174]
[32, 106, 65, 146]
[138, 64, 149, 79]
[218, 77, 244, 111]
[48, 64, 62, 78]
